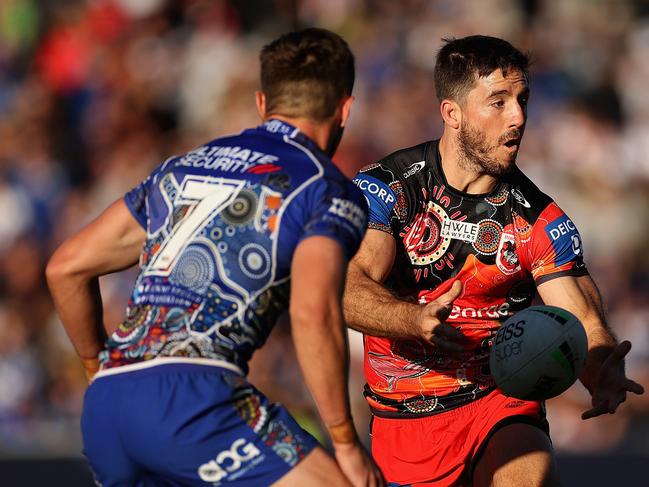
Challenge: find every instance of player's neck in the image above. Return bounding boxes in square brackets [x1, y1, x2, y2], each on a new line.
[438, 134, 500, 195]
[265, 114, 333, 154]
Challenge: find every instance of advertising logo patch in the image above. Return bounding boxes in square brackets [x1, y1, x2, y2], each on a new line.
[511, 188, 531, 208]
[353, 174, 396, 206]
[544, 215, 584, 266]
[198, 438, 263, 483]
[403, 160, 426, 179]
[440, 218, 479, 243]
[328, 198, 366, 233]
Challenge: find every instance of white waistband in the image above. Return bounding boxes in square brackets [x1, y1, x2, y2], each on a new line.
[93, 357, 244, 380]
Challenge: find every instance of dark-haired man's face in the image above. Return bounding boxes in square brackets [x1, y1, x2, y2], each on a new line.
[457, 68, 528, 177]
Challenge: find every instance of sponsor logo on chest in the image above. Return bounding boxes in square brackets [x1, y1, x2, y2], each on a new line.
[440, 219, 479, 243]
[403, 160, 426, 179]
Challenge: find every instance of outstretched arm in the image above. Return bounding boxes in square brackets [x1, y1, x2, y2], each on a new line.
[343, 229, 464, 352]
[46, 199, 146, 377]
[537, 274, 644, 419]
[290, 235, 382, 487]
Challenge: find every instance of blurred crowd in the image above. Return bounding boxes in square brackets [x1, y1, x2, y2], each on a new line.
[1, 0, 648, 458]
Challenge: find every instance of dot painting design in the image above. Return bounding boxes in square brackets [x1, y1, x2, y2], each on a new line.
[472, 219, 503, 255]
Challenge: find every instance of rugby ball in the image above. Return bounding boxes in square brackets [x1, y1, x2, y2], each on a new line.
[489, 305, 588, 400]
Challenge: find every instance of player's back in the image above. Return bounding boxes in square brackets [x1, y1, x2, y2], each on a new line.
[98, 119, 366, 374]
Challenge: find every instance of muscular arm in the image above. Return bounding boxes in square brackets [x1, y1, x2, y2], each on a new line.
[537, 275, 615, 390]
[343, 229, 419, 338]
[290, 236, 355, 428]
[290, 235, 384, 485]
[46, 199, 146, 365]
[537, 274, 644, 417]
[343, 229, 464, 350]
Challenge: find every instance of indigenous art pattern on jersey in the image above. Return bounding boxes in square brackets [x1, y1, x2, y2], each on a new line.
[354, 140, 588, 415]
[99, 120, 367, 373]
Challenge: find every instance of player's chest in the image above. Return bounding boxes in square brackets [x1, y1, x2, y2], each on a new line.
[394, 185, 523, 285]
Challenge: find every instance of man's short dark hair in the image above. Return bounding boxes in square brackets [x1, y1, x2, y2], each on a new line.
[260, 28, 355, 122]
[434, 35, 529, 103]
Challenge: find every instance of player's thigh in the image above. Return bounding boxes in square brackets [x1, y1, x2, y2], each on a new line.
[272, 446, 351, 487]
[472, 422, 559, 487]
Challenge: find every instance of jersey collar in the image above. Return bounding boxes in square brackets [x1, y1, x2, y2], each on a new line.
[260, 119, 300, 137]
[257, 119, 322, 154]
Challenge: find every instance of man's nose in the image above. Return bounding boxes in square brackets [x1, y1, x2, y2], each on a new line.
[508, 101, 526, 128]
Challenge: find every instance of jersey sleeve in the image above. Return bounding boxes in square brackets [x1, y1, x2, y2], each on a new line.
[352, 163, 402, 235]
[521, 202, 589, 284]
[123, 157, 175, 229]
[291, 177, 368, 260]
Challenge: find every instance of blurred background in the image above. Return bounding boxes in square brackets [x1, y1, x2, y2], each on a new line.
[1, 0, 648, 485]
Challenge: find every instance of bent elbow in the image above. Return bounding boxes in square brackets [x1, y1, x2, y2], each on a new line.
[45, 242, 83, 285]
[290, 300, 341, 331]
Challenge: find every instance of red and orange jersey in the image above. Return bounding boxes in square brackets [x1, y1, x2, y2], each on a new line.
[354, 140, 588, 415]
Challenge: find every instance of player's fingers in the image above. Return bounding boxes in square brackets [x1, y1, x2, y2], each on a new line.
[431, 335, 464, 354]
[624, 379, 645, 395]
[434, 322, 466, 342]
[435, 280, 463, 307]
[370, 469, 384, 487]
[437, 305, 452, 322]
[581, 403, 608, 420]
[605, 340, 632, 365]
[607, 392, 626, 414]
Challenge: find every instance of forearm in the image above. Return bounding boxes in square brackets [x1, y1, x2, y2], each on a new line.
[291, 306, 353, 429]
[45, 199, 145, 361]
[579, 313, 618, 393]
[344, 265, 420, 338]
[47, 270, 106, 360]
[538, 274, 619, 393]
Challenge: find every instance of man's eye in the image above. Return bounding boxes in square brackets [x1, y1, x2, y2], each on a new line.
[492, 100, 505, 108]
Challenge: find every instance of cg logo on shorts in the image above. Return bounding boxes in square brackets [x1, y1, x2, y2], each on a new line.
[198, 439, 261, 482]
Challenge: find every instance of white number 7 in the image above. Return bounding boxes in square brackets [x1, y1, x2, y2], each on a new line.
[147, 176, 245, 276]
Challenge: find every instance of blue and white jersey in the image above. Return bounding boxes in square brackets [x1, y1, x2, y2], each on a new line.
[98, 119, 367, 374]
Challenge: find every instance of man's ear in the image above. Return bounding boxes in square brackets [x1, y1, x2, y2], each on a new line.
[440, 99, 461, 130]
[340, 95, 354, 127]
[255, 91, 267, 120]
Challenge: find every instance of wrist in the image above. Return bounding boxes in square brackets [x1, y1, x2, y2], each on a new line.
[326, 418, 357, 446]
[407, 302, 426, 339]
[81, 357, 100, 381]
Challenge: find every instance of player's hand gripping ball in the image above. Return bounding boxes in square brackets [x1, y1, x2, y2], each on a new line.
[489, 305, 588, 400]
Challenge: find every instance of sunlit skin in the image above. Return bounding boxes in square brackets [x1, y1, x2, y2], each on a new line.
[439, 68, 530, 194]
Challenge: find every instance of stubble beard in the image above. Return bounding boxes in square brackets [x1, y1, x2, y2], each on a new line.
[325, 123, 345, 158]
[457, 121, 519, 178]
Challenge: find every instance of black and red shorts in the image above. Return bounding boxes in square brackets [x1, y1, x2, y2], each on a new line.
[370, 389, 548, 486]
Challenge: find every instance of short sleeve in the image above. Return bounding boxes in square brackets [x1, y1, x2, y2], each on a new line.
[523, 202, 589, 284]
[291, 178, 368, 260]
[352, 164, 401, 235]
[123, 157, 175, 230]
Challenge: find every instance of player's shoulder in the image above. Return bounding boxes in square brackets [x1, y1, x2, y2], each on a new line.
[357, 141, 431, 183]
[315, 161, 368, 209]
[505, 166, 555, 221]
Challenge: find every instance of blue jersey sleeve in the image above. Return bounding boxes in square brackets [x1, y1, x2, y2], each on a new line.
[289, 177, 368, 260]
[352, 164, 401, 235]
[123, 157, 175, 230]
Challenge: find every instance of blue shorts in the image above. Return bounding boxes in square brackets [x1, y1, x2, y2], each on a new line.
[81, 362, 320, 486]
